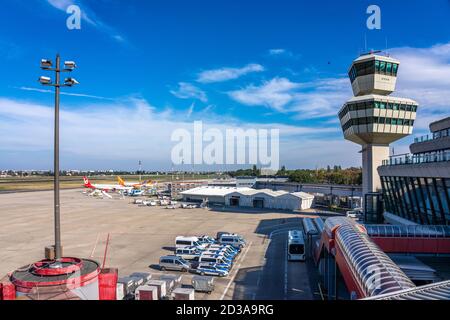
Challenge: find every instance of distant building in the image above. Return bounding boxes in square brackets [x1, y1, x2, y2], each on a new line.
[236, 176, 257, 188]
[180, 186, 314, 211]
[168, 180, 208, 196]
[378, 117, 450, 225]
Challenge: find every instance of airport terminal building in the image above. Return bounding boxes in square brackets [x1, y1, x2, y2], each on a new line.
[378, 117, 450, 225]
[180, 186, 314, 211]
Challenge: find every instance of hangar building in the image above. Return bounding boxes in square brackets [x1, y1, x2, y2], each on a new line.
[180, 186, 314, 211]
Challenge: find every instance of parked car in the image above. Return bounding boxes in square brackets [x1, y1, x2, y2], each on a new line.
[159, 255, 191, 272]
[196, 263, 229, 277]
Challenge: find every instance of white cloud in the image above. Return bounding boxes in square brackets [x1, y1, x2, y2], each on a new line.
[391, 42, 450, 113]
[383, 42, 450, 138]
[197, 63, 264, 83]
[170, 82, 208, 103]
[229, 41, 450, 123]
[228, 77, 351, 117]
[228, 77, 301, 112]
[0, 97, 339, 170]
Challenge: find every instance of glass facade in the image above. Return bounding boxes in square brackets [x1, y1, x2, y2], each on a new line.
[380, 176, 450, 225]
[349, 59, 399, 82]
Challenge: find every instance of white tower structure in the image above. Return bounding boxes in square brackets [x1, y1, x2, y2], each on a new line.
[338, 51, 418, 196]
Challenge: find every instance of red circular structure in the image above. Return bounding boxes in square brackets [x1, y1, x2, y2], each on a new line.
[32, 257, 83, 276]
[10, 258, 100, 297]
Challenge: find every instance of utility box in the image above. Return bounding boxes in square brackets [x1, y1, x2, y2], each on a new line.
[146, 280, 166, 299]
[160, 274, 183, 286]
[118, 277, 140, 297]
[192, 276, 214, 293]
[172, 288, 195, 300]
[116, 283, 125, 300]
[98, 268, 118, 300]
[135, 285, 158, 300]
[129, 272, 152, 283]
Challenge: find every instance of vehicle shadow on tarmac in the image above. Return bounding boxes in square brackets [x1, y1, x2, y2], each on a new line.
[230, 217, 321, 300]
[208, 206, 302, 215]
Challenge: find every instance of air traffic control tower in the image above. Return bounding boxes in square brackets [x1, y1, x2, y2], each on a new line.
[338, 51, 418, 199]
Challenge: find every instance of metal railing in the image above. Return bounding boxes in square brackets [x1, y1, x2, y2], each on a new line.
[414, 128, 450, 143]
[382, 150, 450, 166]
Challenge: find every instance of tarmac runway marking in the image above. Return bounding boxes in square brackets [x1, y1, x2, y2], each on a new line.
[284, 239, 288, 300]
[220, 241, 253, 300]
[89, 233, 101, 258]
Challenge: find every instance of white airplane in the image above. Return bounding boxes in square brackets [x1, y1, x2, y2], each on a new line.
[83, 176, 133, 192]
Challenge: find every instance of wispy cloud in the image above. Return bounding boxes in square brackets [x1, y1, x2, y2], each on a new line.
[46, 0, 126, 44]
[16, 86, 115, 101]
[267, 48, 300, 59]
[187, 102, 195, 118]
[197, 63, 265, 83]
[170, 82, 208, 103]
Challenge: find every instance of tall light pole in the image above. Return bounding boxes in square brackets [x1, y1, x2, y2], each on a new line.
[39, 54, 79, 261]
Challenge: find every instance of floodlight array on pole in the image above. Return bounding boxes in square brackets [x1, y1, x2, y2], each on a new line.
[39, 54, 79, 261]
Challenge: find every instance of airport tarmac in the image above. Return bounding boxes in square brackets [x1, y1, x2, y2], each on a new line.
[0, 189, 322, 300]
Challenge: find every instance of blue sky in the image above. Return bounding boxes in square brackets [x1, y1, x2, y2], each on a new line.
[0, 0, 450, 170]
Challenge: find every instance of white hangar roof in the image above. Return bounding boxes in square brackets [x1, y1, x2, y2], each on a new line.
[181, 186, 313, 200]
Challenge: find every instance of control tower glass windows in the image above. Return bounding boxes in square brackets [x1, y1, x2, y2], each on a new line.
[349, 59, 399, 83]
[379, 61, 386, 73]
[392, 63, 398, 75]
[386, 63, 392, 74]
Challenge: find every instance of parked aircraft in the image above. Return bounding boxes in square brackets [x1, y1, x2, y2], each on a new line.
[83, 177, 133, 192]
[117, 176, 155, 189]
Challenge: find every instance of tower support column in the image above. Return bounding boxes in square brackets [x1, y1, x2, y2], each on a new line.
[362, 144, 390, 195]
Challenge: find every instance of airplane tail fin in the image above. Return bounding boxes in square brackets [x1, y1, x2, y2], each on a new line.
[117, 176, 126, 186]
[83, 176, 92, 188]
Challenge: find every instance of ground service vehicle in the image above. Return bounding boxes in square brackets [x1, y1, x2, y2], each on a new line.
[287, 230, 306, 261]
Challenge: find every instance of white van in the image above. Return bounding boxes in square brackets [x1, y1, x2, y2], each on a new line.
[218, 234, 246, 250]
[175, 236, 206, 249]
[198, 253, 232, 268]
[175, 246, 203, 260]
